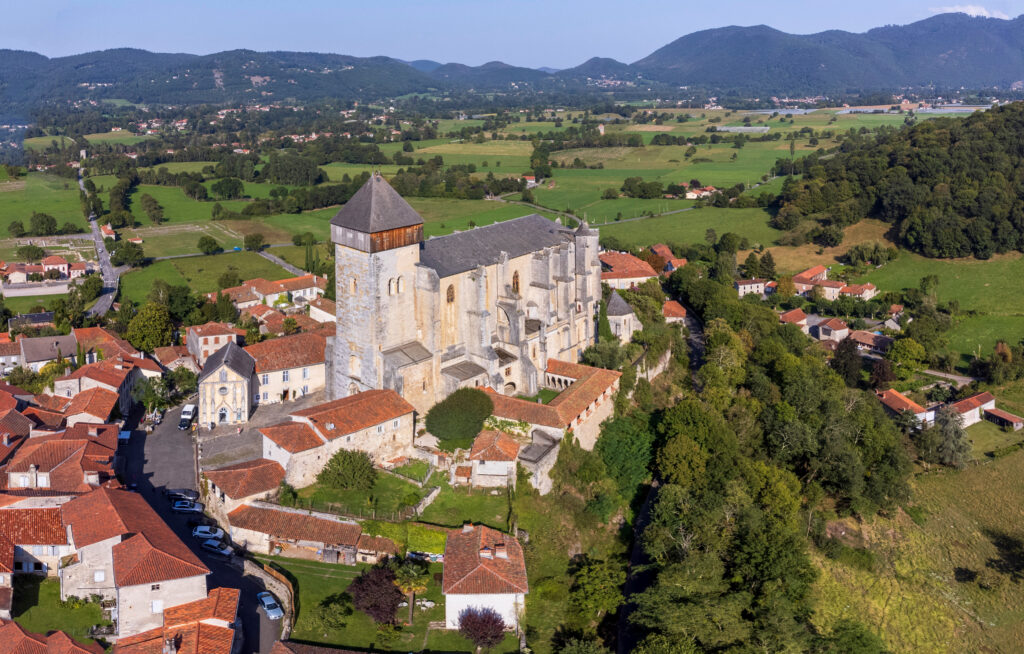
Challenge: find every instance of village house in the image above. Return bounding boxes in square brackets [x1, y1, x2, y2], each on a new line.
[735, 278, 767, 298]
[60, 487, 211, 637]
[8, 311, 55, 333]
[815, 317, 849, 343]
[0, 340, 21, 372]
[152, 345, 200, 374]
[202, 458, 285, 523]
[599, 252, 657, 290]
[779, 308, 809, 334]
[876, 389, 934, 426]
[259, 390, 416, 487]
[62, 387, 120, 427]
[840, 283, 879, 301]
[442, 524, 528, 630]
[41, 256, 69, 278]
[308, 297, 336, 324]
[20, 334, 78, 372]
[0, 507, 69, 579]
[949, 392, 997, 428]
[197, 342, 255, 427]
[685, 185, 719, 200]
[605, 291, 638, 345]
[72, 327, 138, 363]
[848, 330, 894, 355]
[465, 430, 520, 488]
[2, 423, 119, 494]
[186, 322, 246, 368]
[226, 501, 361, 564]
[357, 534, 400, 565]
[53, 356, 146, 416]
[649, 244, 687, 275]
[0, 262, 44, 285]
[244, 332, 327, 404]
[0, 621, 104, 654]
[113, 588, 240, 654]
[662, 300, 687, 324]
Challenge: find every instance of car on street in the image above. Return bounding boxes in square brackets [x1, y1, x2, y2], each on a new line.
[167, 489, 199, 501]
[192, 526, 225, 540]
[179, 404, 197, 430]
[171, 500, 203, 513]
[256, 591, 284, 620]
[200, 539, 232, 557]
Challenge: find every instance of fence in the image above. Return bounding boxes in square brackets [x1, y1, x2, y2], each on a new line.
[244, 557, 295, 640]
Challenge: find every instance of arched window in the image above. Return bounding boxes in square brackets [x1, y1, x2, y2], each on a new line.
[349, 278, 357, 294]
[446, 284, 455, 304]
[388, 278, 396, 295]
[397, 276, 404, 294]
[512, 271, 520, 294]
[348, 355, 360, 378]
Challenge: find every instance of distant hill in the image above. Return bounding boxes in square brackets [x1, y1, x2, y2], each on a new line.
[4, 13, 1024, 119]
[536, 66, 560, 74]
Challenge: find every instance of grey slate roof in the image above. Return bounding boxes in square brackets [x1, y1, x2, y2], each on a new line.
[382, 342, 432, 369]
[606, 291, 635, 317]
[419, 214, 570, 278]
[199, 341, 255, 383]
[20, 333, 78, 364]
[330, 174, 423, 233]
[441, 360, 487, 381]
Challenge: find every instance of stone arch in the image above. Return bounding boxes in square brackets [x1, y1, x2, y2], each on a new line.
[218, 407, 228, 423]
[504, 382, 516, 394]
[388, 278, 396, 295]
[348, 382, 359, 396]
[397, 276, 405, 294]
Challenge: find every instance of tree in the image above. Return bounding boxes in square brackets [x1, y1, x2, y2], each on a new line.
[77, 274, 104, 303]
[243, 233, 265, 251]
[210, 177, 244, 200]
[197, 236, 222, 255]
[602, 188, 619, 200]
[16, 245, 45, 262]
[595, 415, 653, 498]
[870, 358, 895, 389]
[132, 376, 171, 411]
[309, 592, 353, 632]
[392, 559, 429, 625]
[521, 189, 535, 203]
[125, 302, 173, 351]
[8, 221, 24, 238]
[742, 252, 761, 278]
[887, 337, 926, 375]
[934, 405, 969, 468]
[831, 338, 862, 386]
[813, 619, 887, 654]
[349, 567, 403, 624]
[317, 449, 376, 490]
[424, 388, 493, 450]
[559, 640, 612, 654]
[109, 241, 145, 267]
[458, 607, 505, 652]
[569, 556, 626, 622]
[218, 268, 242, 290]
[710, 251, 737, 282]
[760, 251, 777, 278]
[282, 317, 299, 335]
[29, 212, 58, 236]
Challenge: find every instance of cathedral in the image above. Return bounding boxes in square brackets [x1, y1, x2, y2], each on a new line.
[331, 174, 602, 415]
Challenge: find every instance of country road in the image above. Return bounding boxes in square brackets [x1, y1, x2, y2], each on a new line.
[79, 171, 119, 317]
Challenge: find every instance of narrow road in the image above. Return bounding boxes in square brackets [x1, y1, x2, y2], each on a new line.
[80, 170, 119, 317]
[256, 249, 303, 276]
[923, 369, 979, 388]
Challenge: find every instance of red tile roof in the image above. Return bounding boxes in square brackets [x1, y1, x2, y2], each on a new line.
[275, 274, 327, 293]
[64, 387, 119, 422]
[819, 317, 848, 331]
[243, 278, 284, 297]
[188, 322, 244, 339]
[227, 504, 361, 546]
[164, 587, 240, 627]
[470, 431, 520, 462]
[598, 252, 657, 281]
[443, 524, 527, 595]
[985, 407, 1023, 424]
[309, 297, 336, 317]
[153, 345, 194, 368]
[949, 392, 995, 414]
[61, 487, 208, 587]
[244, 333, 325, 373]
[779, 308, 807, 324]
[877, 389, 926, 415]
[2, 427, 117, 493]
[357, 534, 399, 556]
[793, 265, 828, 283]
[0, 620, 104, 654]
[840, 283, 876, 296]
[259, 422, 324, 453]
[289, 390, 415, 441]
[662, 300, 687, 319]
[41, 255, 68, 266]
[0, 508, 66, 545]
[72, 327, 137, 358]
[113, 589, 239, 654]
[204, 459, 285, 499]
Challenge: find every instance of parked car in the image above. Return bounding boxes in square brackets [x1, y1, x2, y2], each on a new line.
[166, 489, 199, 501]
[171, 500, 203, 513]
[192, 526, 225, 540]
[200, 539, 232, 557]
[178, 404, 197, 430]
[256, 592, 284, 620]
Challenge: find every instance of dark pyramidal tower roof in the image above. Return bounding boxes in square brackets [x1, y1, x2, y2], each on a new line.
[330, 173, 423, 234]
[606, 291, 634, 316]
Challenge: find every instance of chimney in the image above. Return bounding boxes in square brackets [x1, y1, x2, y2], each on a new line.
[88, 425, 99, 437]
[462, 523, 474, 534]
[494, 543, 508, 559]
[2, 434, 8, 447]
[479, 546, 493, 559]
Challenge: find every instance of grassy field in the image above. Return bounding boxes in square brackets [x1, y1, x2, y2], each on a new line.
[118, 251, 291, 304]
[13, 576, 108, 644]
[83, 131, 153, 147]
[417, 481, 510, 531]
[4, 294, 71, 315]
[598, 207, 779, 249]
[742, 219, 895, 274]
[296, 473, 424, 519]
[812, 447, 1024, 652]
[22, 135, 75, 151]
[0, 174, 88, 233]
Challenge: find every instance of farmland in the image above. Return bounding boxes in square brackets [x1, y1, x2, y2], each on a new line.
[118, 251, 291, 304]
[0, 174, 87, 233]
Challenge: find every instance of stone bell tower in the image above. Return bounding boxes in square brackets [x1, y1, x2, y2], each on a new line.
[330, 173, 424, 399]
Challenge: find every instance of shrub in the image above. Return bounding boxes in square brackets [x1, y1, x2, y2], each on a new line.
[458, 606, 506, 650]
[424, 388, 493, 451]
[317, 450, 376, 491]
[349, 567, 403, 624]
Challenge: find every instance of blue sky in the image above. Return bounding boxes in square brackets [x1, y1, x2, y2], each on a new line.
[4, 0, 1024, 68]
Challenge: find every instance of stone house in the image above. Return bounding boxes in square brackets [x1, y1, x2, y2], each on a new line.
[244, 332, 327, 405]
[605, 291, 638, 345]
[308, 297, 336, 323]
[259, 389, 416, 487]
[152, 346, 200, 374]
[4, 423, 120, 494]
[60, 487, 210, 638]
[599, 251, 657, 290]
[112, 587, 240, 654]
[0, 340, 21, 372]
[202, 458, 285, 524]
[662, 300, 687, 325]
[949, 392, 997, 428]
[356, 534, 399, 565]
[186, 322, 245, 368]
[197, 342, 255, 428]
[467, 430, 519, 488]
[226, 502, 361, 563]
[734, 278, 767, 298]
[0, 622, 104, 653]
[815, 318, 849, 343]
[442, 524, 528, 630]
[53, 356, 149, 416]
[20, 334, 78, 372]
[779, 308, 809, 334]
[0, 507, 69, 577]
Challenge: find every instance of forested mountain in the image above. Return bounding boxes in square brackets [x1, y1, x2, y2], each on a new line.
[775, 102, 1024, 259]
[5, 13, 1024, 119]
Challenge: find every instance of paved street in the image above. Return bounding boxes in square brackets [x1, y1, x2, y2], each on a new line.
[79, 170, 118, 317]
[121, 406, 281, 653]
[257, 249, 303, 276]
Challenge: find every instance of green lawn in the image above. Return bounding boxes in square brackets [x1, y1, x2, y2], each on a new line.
[22, 135, 75, 152]
[4, 294, 70, 315]
[598, 206, 779, 249]
[118, 251, 291, 305]
[393, 460, 430, 483]
[13, 576, 109, 644]
[296, 473, 424, 520]
[418, 480, 511, 531]
[0, 174, 88, 233]
[83, 131, 153, 147]
[517, 389, 560, 404]
[966, 419, 1024, 459]
[269, 244, 332, 271]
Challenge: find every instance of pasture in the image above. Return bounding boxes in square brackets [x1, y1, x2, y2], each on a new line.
[598, 207, 779, 249]
[118, 251, 290, 304]
[83, 131, 152, 147]
[0, 174, 88, 233]
[22, 135, 75, 152]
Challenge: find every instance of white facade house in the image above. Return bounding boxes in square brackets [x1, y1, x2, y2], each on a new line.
[442, 524, 528, 630]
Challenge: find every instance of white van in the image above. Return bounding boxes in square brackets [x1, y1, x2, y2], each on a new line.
[178, 404, 197, 430]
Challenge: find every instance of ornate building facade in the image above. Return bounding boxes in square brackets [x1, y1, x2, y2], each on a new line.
[331, 174, 601, 414]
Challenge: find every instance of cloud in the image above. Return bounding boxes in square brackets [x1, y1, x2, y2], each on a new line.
[929, 4, 1011, 18]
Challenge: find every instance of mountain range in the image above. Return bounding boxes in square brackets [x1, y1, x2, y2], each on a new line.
[3, 13, 1024, 119]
